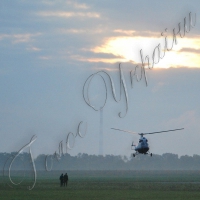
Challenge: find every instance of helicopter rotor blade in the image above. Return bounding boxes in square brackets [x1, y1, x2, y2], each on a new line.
[111, 128, 138, 135]
[141, 128, 184, 135]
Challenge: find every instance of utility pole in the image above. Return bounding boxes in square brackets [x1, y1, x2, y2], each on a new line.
[99, 108, 103, 155]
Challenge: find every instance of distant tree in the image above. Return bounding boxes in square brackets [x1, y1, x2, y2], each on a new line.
[162, 153, 179, 169]
[2, 152, 200, 171]
[179, 155, 194, 169]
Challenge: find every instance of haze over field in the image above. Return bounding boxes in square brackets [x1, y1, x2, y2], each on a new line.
[0, 0, 200, 158]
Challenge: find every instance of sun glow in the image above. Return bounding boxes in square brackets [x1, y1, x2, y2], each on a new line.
[92, 36, 200, 68]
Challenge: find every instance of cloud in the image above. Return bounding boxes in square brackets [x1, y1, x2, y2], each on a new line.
[26, 46, 41, 51]
[57, 28, 104, 35]
[179, 48, 200, 54]
[39, 56, 52, 60]
[69, 54, 126, 63]
[113, 29, 160, 37]
[0, 34, 10, 40]
[0, 33, 41, 44]
[37, 11, 100, 18]
[41, 0, 90, 9]
[66, 1, 90, 9]
[163, 111, 199, 129]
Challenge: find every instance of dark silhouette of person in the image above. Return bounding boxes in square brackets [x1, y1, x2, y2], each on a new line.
[63, 173, 68, 187]
[60, 173, 64, 187]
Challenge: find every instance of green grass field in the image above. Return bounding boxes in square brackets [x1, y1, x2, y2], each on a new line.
[1, 171, 200, 200]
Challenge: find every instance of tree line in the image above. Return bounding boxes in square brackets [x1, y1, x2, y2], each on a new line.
[1, 152, 200, 170]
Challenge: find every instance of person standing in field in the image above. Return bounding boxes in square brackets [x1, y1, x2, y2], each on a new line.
[63, 173, 68, 187]
[60, 173, 64, 187]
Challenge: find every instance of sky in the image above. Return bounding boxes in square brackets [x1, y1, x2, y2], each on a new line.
[0, 0, 200, 158]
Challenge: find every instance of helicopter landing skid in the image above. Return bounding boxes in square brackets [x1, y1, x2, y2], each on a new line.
[146, 152, 153, 157]
[132, 152, 153, 157]
[132, 152, 138, 157]
[148, 152, 153, 157]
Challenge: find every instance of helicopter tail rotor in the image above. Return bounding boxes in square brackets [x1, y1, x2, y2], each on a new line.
[131, 141, 136, 151]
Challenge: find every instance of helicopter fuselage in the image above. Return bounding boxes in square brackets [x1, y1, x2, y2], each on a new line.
[134, 136, 149, 154]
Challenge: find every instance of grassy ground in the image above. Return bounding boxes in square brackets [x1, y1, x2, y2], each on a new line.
[1, 171, 200, 200]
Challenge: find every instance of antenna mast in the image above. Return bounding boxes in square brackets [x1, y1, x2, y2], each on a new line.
[99, 108, 103, 155]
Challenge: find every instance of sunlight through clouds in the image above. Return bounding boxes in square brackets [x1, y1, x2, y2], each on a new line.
[92, 35, 200, 68]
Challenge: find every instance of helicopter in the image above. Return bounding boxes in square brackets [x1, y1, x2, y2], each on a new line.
[111, 128, 184, 157]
